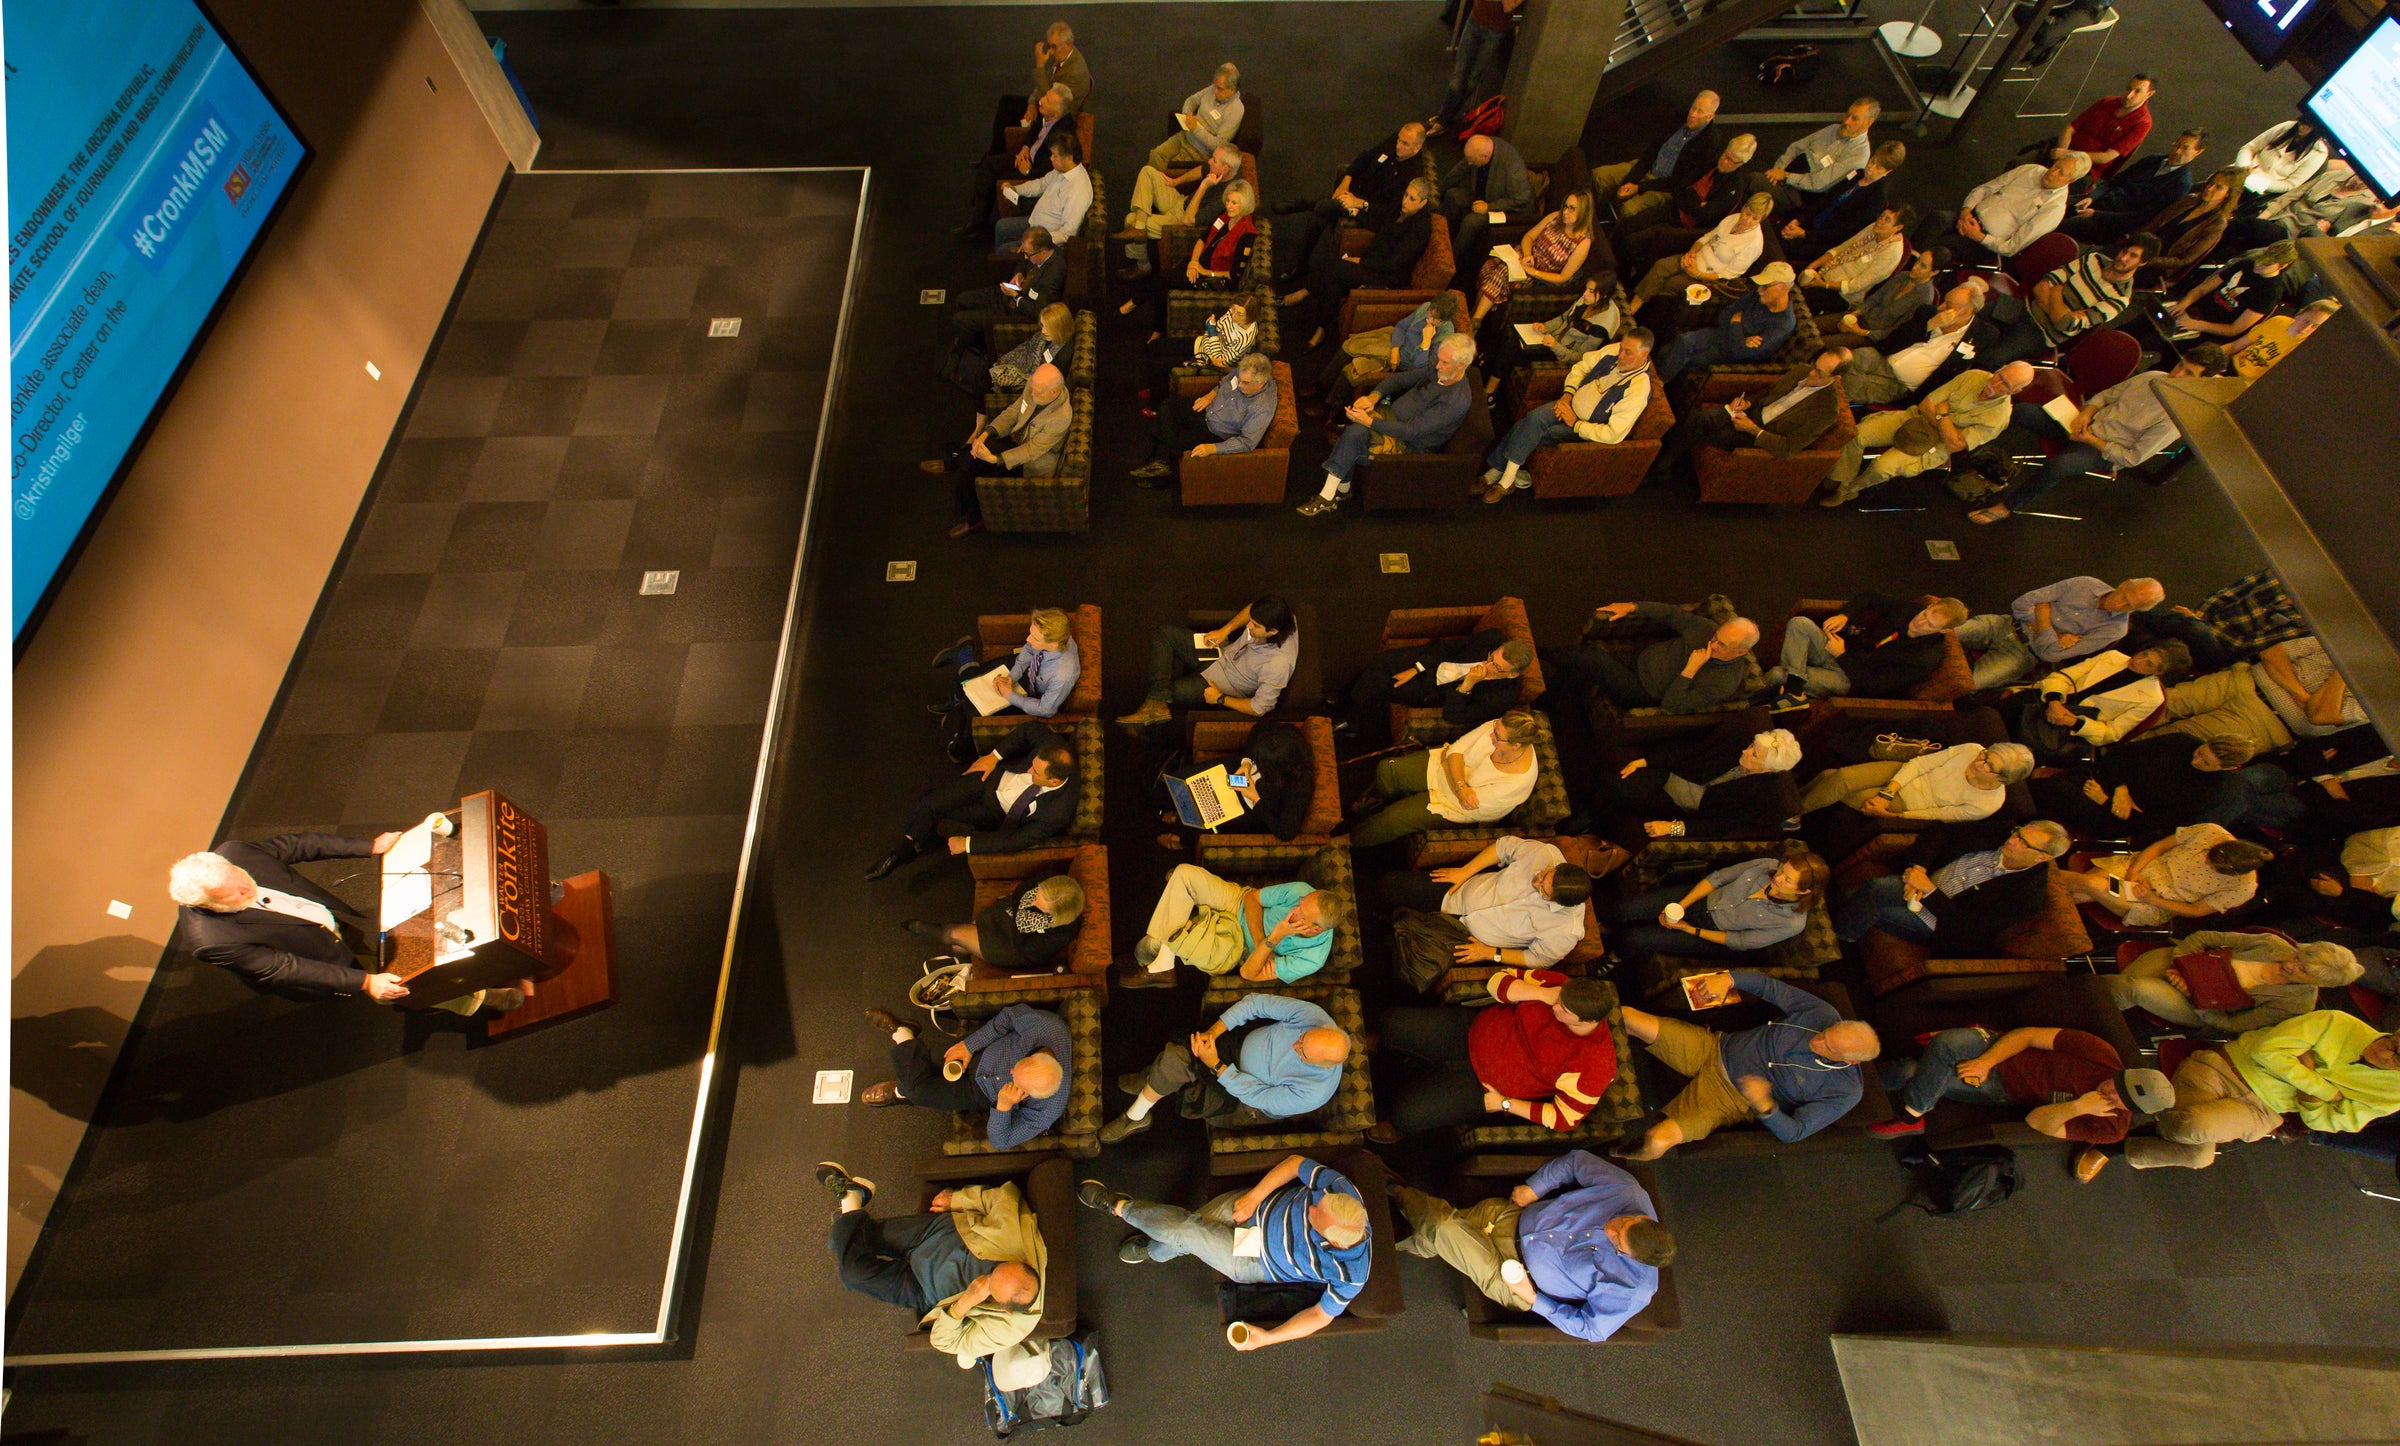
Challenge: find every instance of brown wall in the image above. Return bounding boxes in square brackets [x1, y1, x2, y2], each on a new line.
[9, 0, 511, 1294]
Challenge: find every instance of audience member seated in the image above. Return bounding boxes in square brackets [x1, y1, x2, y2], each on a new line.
[1271, 122, 1430, 285]
[1099, 993, 1350, 1142]
[1123, 181, 1258, 331]
[1120, 597, 1299, 733]
[1596, 719, 1801, 843]
[1297, 333, 1478, 517]
[2231, 120, 2330, 207]
[1475, 328, 1653, 504]
[818, 1163, 1045, 1365]
[1615, 134, 1758, 264]
[1627, 194, 1773, 307]
[2232, 297, 2340, 377]
[1338, 632, 1534, 750]
[2161, 240, 2299, 341]
[1802, 740, 2034, 827]
[1648, 344, 1849, 487]
[1284, 176, 1438, 349]
[991, 19, 1090, 150]
[2064, 127, 2205, 245]
[905, 872, 1085, 977]
[2056, 74, 2156, 180]
[1474, 189, 1604, 326]
[2012, 642, 2192, 762]
[933, 363, 1071, 538]
[1350, 711, 1543, 849]
[1829, 244, 1948, 345]
[1818, 362, 2034, 509]
[1976, 234, 2153, 370]
[1384, 836, 1594, 981]
[1161, 718, 1318, 843]
[1478, 278, 1618, 396]
[1654, 264, 1797, 384]
[995, 134, 1092, 260]
[928, 606, 1082, 757]
[867, 720, 1081, 879]
[1956, 575, 2163, 690]
[1373, 967, 1618, 1137]
[2230, 162, 2398, 249]
[1779, 143, 1908, 266]
[2126, 1011, 2399, 1171]
[2133, 168, 2244, 283]
[1611, 851, 1830, 959]
[1766, 594, 1968, 703]
[2155, 661, 2300, 759]
[1321, 291, 1459, 415]
[1941, 152, 2086, 263]
[1119, 145, 1243, 281]
[1761, 98, 1882, 210]
[1554, 600, 1759, 715]
[1872, 1025, 2164, 1169]
[1833, 818, 2070, 951]
[1393, 1151, 1671, 1342]
[2257, 636, 2370, 741]
[981, 302, 1076, 399]
[1592, 90, 1721, 223]
[1147, 63, 1246, 180]
[1118, 860, 1340, 989]
[969, 84, 1078, 240]
[2032, 734, 2257, 836]
[1795, 204, 1911, 317]
[2108, 931, 2362, 1035]
[1131, 351, 1277, 490]
[955, 228, 1068, 351]
[1139, 290, 1261, 413]
[1969, 350, 2229, 526]
[1617, 970, 1877, 1158]
[860, 1003, 1070, 1150]
[1081, 1154, 1371, 1349]
[2067, 823, 2272, 928]
[1443, 133, 1536, 270]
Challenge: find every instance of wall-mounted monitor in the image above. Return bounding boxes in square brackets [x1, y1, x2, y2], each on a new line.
[2198, 0, 2329, 68]
[7, 0, 309, 642]
[2307, 17, 2400, 204]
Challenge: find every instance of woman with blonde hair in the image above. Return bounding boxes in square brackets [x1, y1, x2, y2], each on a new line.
[989, 303, 1076, 393]
[1472, 188, 1603, 323]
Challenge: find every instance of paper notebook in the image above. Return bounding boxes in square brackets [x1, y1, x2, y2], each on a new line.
[961, 665, 1015, 716]
[1679, 970, 1737, 1011]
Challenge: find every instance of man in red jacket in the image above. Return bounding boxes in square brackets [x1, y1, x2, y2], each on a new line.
[1371, 967, 1618, 1138]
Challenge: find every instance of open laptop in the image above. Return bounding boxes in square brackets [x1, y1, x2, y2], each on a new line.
[1164, 762, 1251, 831]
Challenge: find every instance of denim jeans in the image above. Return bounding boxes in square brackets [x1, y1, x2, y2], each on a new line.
[1438, 21, 1508, 130]
[1954, 614, 2040, 690]
[1488, 411, 1576, 471]
[1769, 616, 1852, 696]
[2001, 401, 2110, 506]
[1833, 874, 1940, 943]
[1122, 1192, 1280, 1277]
[1883, 1026, 2014, 1117]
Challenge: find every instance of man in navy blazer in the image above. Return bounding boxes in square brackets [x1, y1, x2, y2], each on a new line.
[868, 720, 1082, 880]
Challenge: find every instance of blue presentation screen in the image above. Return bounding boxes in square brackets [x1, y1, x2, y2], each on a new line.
[2310, 18, 2400, 203]
[8, 0, 305, 638]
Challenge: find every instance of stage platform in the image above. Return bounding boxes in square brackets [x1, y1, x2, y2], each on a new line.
[5, 167, 865, 1361]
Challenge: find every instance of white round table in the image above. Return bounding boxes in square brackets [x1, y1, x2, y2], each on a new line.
[1879, 19, 1944, 56]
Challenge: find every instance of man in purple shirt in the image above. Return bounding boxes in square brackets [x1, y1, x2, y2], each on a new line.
[1394, 1150, 1670, 1340]
[1957, 575, 2163, 689]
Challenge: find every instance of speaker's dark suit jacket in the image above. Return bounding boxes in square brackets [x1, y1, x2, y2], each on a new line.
[178, 833, 376, 1001]
[908, 720, 1084, 855]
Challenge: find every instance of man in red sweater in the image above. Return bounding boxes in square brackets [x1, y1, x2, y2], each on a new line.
[1371, 967, 1618, 1139]
[2057, 77, 2154, 182]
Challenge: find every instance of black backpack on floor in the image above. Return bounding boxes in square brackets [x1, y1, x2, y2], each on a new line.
[1887, 1139, 2023, 1217]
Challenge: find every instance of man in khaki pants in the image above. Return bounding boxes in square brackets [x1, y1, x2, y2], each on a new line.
[2116, 1011, 2400, 1172]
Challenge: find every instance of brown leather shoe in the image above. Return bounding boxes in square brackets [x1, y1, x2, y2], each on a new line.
[1366, 1121, 1403, 1144]
[860, 1080, 906, 1107]
[1480, 480, 1515, 505]
[919, 458, 949, 475]
[948, 519, 984, 538]
[864, 1006, 908, 1036]
[1115, 963, 1177, 990]
[484, 986, 528, 1013]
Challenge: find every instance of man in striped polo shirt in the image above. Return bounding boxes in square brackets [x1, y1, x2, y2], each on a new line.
[1080, 1154, 1372, 1349]
[1980, 234, 2153, 370]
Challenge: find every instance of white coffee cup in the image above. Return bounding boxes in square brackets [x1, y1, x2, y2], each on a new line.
[1500, 1259, 1527, 1286]
[943, 1058, 966, 1082]
[1225, 1321, 1253, 1348]
[1662, 902, 1685, 922]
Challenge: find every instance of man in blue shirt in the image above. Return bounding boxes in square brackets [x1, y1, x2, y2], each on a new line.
[929, 606, 1083, 761]
[1956, 575, 2164, 690]
[1298, 333, 1477, 516]
[1100, 992, 1351, 1142]
[1133, 352, 1280, 488]
[1120, 862, 1346, 989]
[861, 1003, 1071, 1151]
[1617, 970, 1878, 1159]
[1082, 1153, 1372, 1350]
[1395, 1151, 1672, 1341]
[1654, 266, 1799, 382]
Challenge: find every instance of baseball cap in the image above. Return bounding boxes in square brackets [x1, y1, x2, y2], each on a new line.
[1755, 261, 1796, 287]
[2114, 1067, 2175, 1119]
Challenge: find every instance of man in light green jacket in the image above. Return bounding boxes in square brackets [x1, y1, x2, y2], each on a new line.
[819, 1163, 1049, 1365]
[2127, 1011, 2400, 1169]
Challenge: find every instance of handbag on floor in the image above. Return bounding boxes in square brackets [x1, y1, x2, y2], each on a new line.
[1393, 908, 1475, 994]
[1868, 733, 1947, 762]
[981, 1332, 1109, 1436]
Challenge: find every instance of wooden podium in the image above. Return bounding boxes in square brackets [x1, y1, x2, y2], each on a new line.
[380, 790, 618, 1036]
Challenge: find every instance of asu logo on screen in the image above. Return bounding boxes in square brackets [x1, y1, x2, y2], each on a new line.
[222, 166, 249, 202]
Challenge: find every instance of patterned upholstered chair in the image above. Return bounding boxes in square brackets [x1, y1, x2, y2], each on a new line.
[1400, 835, 1630, 1003]
[1375, 597, 1546, 745]
[1767, 598, 1971, 708]
[1199, 979, 1375, 1158]
[1187, 715, 1342, 842]
[1189, 835, 1362, 985]
[1455, 979, 1647, 1152]
[984, 308, 1099, 415]
[939, 989, 1104, 1160]
[1396, 709, 1573, 862]
[1835, 832, 2093, 999]
[1446, 1154, 1680, 1343]
[967, 606, 1102, 720]
[909, 1154, 1078, 1342]
[991, 165, 1110, 308]
[1673, 289, 1822, 389]
[1325, 289, 1471, 404]
[1162, 219, 1275, 336]
[1186, 604, 1321, 720]
[1623, 837, 1844, 1006]
[1515, 375, 1673, 500]
[1353, 370, 1496, 510]
[958, 844, 1111, 1004]
[977, 388, 1092, 532]
[1209, 1146, 1407, 1336]
[967, 718, 1105, 843]
[1177, 361, 1297, 505]
[1574, 595, 1764, 717]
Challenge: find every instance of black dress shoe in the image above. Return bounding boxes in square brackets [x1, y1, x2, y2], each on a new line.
[864, 1006, 908, 1035]
[903, 920, 947, 941]
[865, 842, 919, 882]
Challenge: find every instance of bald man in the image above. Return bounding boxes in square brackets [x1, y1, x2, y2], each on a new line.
[1594, 90, 1721, 221]
[1820, 362, 2035, 508]
[1957, 575, 2166, 690]
[1617, 971, 1879, 1159]
[1551, 600, 1760, 715]
[862, 1002, 1071, 1151]
[818, 1162, 1049, 1367]
[1101, 992, 1351, 1142]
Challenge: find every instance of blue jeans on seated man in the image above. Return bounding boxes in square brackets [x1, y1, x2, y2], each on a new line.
[1833, 874, 1941, 943]
[1611, 885, 1740, 958]
[1488, 411, 1576, 473]
[1882, 1026, 2014, 1118]
[1120, 1192, 1281, 1276]
[1655, 329, 1764, 383]
[1998, 401, 2110, 508]
[992, 214, 1032, 258]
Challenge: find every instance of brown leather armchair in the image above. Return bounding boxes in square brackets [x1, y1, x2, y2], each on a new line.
[1517, 376, 1674, 499]
[910, 1155, 1079, 1340]
[1333, 213, 1459, 330]
[1690, 374, 1855, 505]
[962, 842, 1112, 1001]
[1177, 361, 1297, 505]
[1354, 371, 1495, 511]
[1376, 597, 1546, 744]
